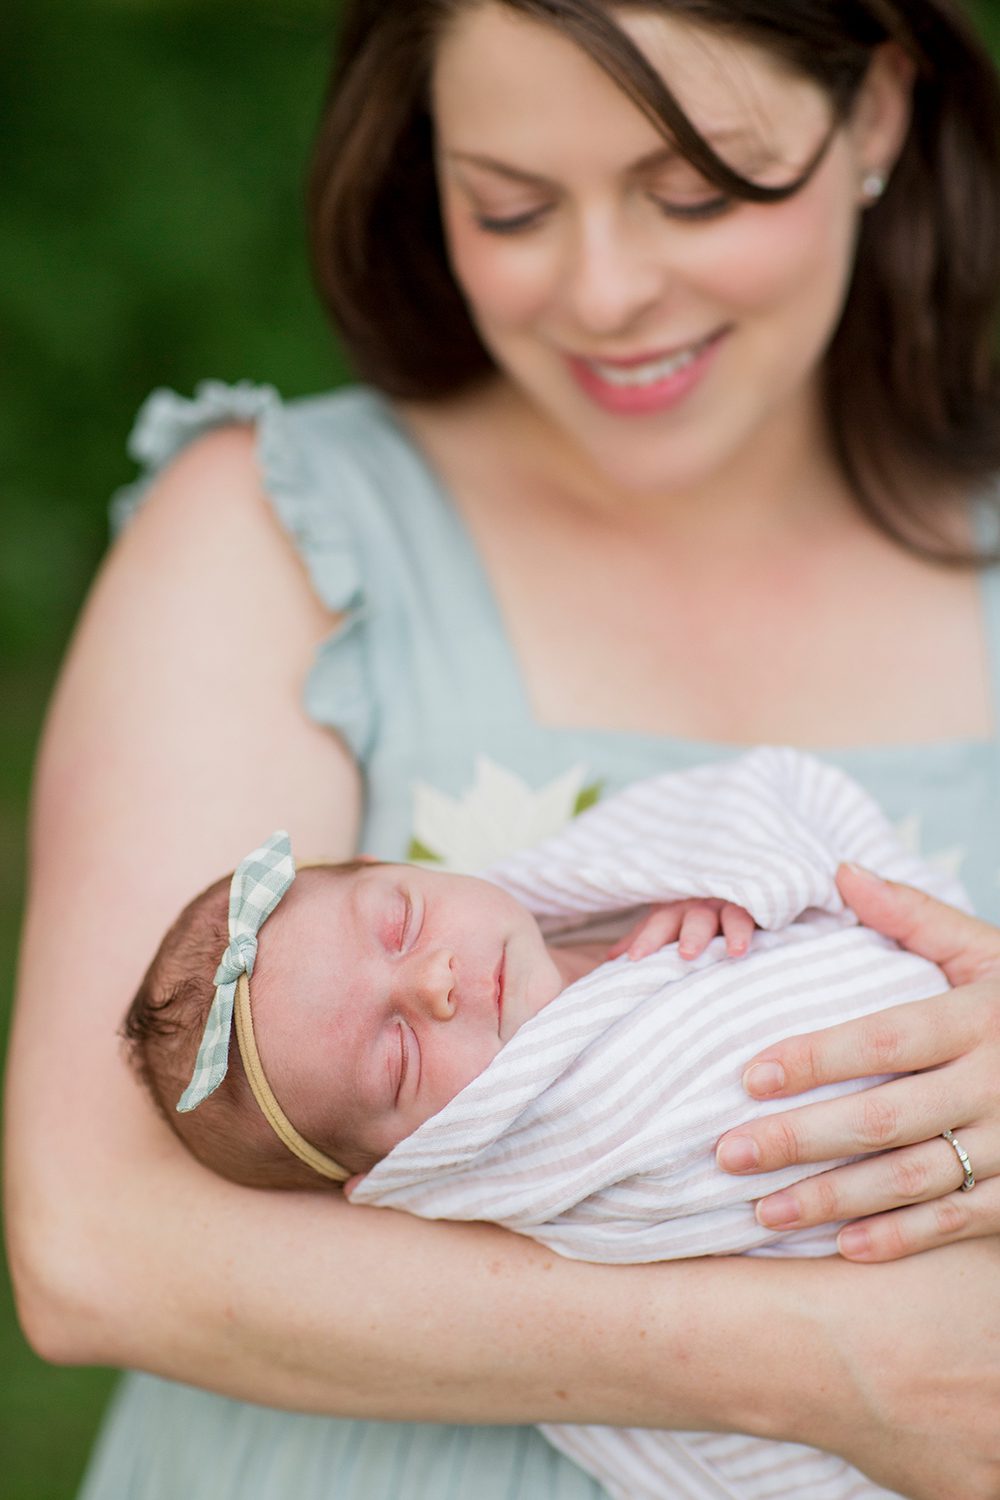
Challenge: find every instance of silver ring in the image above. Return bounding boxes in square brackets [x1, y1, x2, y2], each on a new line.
[942, 1128, 976, 1192]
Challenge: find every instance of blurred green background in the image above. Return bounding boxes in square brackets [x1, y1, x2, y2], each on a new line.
[2, 3, 347, 1496]
[3, 2, 1000, 1497]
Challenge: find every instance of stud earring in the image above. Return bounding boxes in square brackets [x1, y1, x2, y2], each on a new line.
[860, 170, 886, 205]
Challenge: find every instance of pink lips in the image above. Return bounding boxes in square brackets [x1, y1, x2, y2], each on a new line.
[566, 328, 728, 417]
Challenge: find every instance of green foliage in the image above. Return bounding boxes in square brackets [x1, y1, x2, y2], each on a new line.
[407, 837, 446, 863]
[573, 782, 604, 817]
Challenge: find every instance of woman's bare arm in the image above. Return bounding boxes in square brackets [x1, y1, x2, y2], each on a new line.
[5, 430, 1000, 1500]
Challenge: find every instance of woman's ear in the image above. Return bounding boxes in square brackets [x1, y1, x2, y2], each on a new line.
[848, 43, 917, 197]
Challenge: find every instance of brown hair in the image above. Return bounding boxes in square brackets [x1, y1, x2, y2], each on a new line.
[308, 0, 1000, 563]
[123, 863, 373, 1193]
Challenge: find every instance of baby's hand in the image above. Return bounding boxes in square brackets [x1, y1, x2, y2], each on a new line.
[607, 899, 756, 963]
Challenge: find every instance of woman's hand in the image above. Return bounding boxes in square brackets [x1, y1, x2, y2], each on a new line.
[715, 864, 1000, 1260]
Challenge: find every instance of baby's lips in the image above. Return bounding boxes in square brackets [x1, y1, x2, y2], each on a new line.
[494, 948, 506, 1030]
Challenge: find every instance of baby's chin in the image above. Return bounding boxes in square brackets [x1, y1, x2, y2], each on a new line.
[498, 947, 565, 1043]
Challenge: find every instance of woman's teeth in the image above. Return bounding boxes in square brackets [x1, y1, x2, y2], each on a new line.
[586, 341, 706, 387]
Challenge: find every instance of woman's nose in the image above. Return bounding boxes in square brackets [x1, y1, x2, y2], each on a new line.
[563, 214, 667, 336]
[397, 948, 456, 1021]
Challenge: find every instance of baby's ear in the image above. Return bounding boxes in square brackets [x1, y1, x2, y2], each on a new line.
[343, 1172, 368, 1197]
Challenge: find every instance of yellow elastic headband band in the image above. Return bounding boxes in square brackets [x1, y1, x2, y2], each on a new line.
[233, 970, 350, 1184]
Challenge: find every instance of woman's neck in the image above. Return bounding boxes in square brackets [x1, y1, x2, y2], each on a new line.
[485, 373, 864, 546]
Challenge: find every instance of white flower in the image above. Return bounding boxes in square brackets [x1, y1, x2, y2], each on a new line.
[411, 757, 591, 872]
[893, 812, 965, 879]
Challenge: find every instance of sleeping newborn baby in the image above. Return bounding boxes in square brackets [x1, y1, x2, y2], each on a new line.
[126, 747, 963, 1500]
[127, 834, 693, 1187]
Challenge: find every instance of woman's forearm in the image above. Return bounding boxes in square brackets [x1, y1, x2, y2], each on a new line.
[13, 1052, 1000, 1500]
[8, 1077, 828, 1436]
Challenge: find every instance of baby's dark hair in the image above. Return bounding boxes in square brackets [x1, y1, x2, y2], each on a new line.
[123, 862, 374, 1193]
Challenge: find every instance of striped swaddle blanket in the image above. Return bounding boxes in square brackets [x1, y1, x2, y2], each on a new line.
[351, 748, 964, 1499]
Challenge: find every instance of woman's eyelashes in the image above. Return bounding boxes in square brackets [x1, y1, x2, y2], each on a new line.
[474, 205, 550, 234]
[473, 193, 733, 235]
[652, 193, 732, 221]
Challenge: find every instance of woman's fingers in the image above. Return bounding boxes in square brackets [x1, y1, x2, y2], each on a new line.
[717, 1066, 978, 1173]
[751, 1126, 993, 1231]
[738, 988, 982, 1103]
[836, 863, 1000, 986]
[835, 1176, 1000, 1261]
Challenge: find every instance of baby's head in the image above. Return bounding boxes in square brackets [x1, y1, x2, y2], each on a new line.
[125, 843, 564, 1191]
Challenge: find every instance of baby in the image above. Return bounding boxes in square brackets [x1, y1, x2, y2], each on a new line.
[126, 745, 962, 1205]
[126, 748, 968, 1500]
[126, 839, 751, 1190]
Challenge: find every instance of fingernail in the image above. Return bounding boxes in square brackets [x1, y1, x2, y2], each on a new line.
[717, 1135, 760, 1172]
[841, 863, 884, 884]
[756, 1192, 799, 1229]
[743, 1061, 785, 1097]
[838, 1226, 872, 1257]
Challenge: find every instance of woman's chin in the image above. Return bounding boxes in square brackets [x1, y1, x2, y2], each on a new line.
[570, 431, 731, 506]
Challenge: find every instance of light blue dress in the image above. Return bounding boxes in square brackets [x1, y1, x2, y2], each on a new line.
[82, 380, 1000, 1499]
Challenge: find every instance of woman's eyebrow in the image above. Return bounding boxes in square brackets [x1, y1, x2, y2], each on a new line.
[446, 132, 760, 189]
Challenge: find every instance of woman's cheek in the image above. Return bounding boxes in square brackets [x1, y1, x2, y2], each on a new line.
[684, 200, 840, 324]
[723, 188, 860, 338]
[445, 209, 557, 330]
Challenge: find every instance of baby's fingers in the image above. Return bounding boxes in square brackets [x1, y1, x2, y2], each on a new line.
[678, 904, 724, 959]
[608, 906, 684, 961]
[720, 903, 754, 958]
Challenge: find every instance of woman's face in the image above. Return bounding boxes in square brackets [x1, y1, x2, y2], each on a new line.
[431, 4, 904, 495]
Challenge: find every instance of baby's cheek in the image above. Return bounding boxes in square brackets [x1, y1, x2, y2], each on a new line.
[436, 1040, 499, 1111]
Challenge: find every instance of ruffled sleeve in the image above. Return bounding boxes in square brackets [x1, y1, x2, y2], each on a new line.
[111, 379, 375, 763]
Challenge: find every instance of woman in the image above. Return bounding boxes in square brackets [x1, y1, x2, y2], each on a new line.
[6, 2, 1000, 1498]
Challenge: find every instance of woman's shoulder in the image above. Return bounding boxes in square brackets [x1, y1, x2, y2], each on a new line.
[112, 380, 386, 520]
[104, 382, 385, 658]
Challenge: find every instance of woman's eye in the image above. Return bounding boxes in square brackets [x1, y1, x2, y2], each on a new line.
[651, 193, 733, 222]
[474, 206, 549, 235]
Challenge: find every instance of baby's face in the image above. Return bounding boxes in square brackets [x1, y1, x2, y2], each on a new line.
[250, 864, 565, 1167]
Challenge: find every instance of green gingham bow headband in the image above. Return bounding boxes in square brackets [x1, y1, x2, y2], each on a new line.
[177, 830, 296, 1113]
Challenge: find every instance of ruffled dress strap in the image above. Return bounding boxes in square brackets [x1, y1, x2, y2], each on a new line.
[112, 379, 374, 763]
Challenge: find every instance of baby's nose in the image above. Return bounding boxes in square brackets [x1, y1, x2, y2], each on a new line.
[408, 949, 456, 1021]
